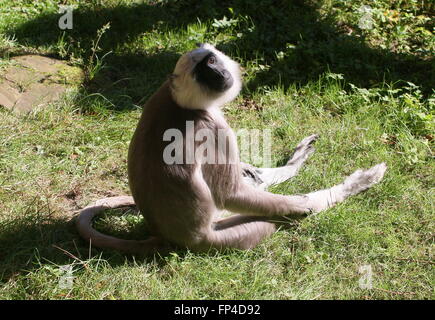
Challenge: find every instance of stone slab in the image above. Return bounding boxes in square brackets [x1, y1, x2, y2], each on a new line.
[0, 55, 84, 113]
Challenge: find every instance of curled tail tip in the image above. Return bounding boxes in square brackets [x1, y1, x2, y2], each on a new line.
[74, 195, 167, 255]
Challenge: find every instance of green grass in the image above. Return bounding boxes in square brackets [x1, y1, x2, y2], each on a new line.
[0, 0, 433, 299]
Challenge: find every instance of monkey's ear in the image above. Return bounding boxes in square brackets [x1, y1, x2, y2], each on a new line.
[196, 43, 205, 48]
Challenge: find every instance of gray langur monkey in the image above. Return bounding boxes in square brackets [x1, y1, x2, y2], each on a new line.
[76, 43, 387, 255]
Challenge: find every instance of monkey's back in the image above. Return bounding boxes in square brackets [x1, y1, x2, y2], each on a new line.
[128, 81, 223, 246]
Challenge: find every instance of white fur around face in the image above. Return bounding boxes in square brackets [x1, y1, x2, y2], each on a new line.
[170, 44, 242, 110]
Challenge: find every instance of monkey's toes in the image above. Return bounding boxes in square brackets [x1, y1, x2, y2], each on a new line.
[365, 162, 387, 184]
[287, 134, 319, 165]
[343, 162, 387, 196]
[299, 134, 320, 147]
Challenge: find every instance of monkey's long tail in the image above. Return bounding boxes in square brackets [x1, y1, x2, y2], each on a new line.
[75, 196, 169, 255]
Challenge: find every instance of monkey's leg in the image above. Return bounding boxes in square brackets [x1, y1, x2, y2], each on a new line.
[242, 134, 318, 189]
[202, 214, 276, 250]
[228, 163, 387, 217]
[204, 140, 320, 252]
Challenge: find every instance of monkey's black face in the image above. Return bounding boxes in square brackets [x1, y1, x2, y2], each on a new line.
[193, 53, 234, 93]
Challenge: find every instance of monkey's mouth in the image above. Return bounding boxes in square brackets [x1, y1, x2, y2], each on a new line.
[196, 69, 234, 93]
[214, 70, 234, 92]
[193, 72, 234, 93]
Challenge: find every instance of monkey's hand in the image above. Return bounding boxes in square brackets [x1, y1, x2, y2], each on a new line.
[241, 162, 264, 186]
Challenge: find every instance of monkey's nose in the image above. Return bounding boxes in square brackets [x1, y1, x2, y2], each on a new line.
[223, 73, 234, 90]
[222, 70, 231, 80]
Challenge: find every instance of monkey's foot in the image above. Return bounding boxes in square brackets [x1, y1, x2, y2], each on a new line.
[291, 162, 387, 215]
[286, 134, 319, 166]
[341, 162, 387, 197]
[241, 134, 320, 189]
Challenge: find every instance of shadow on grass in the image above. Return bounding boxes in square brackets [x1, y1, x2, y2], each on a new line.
[0, 202, 299, 283]
[0, 204, 172, 283]
[4, 0, 433, 113]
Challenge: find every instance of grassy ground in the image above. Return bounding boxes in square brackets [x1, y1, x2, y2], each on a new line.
[0, 0, 433, 299]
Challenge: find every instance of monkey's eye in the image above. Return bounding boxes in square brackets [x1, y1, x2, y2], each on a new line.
[208, 56, 216, 65]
